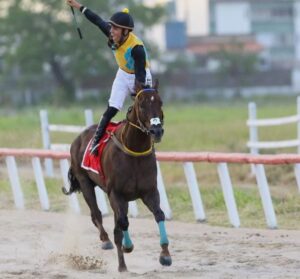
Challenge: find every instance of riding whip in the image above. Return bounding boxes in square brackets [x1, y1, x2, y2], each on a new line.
[70, 7, 83, 40]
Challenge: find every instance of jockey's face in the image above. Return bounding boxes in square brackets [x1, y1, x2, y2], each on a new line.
[110, 25, 129, 44]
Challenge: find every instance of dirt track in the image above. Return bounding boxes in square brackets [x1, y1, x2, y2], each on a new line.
[0, 210, 300, 279]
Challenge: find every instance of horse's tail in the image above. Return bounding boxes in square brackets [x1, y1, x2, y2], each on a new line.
[62, 167, 81, 195]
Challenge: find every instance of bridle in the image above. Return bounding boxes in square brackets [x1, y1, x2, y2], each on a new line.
[126, 88, 158, 135]
[110, 88, 162, 157]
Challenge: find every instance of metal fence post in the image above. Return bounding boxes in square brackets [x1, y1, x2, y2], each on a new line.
[156, 161, 172, 220]
[5, 156, 24, 209]
[128, 201, 138, 218]
[84, 109, 94, 126]
[294, 164, 300, 193]
[183, 162, 205, 222]
[254, 164, 277, 229]
[60, 159, 81, 214]
[217, 163, 240, 227]
[248, 102, 258, 175]
[295, 97, 300, 192]
[32, 157, 50, 210]
[297, 96, 300, 154]
[40, 110, 54, 177]
[95, 187, 109, 215]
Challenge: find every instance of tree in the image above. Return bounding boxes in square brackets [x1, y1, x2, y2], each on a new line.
[214, 42, 258, 98]
[0, 0, 165, 103]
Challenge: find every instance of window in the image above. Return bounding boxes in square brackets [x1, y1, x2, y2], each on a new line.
[271, 7, 293, 18]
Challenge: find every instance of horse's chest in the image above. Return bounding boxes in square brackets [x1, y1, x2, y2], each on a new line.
[110, 157, 156, 197]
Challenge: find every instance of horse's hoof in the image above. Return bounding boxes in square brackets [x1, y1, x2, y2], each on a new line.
[101, 241, 114, 250]
[122, 244, 134, 253]
[159, 255, 172, 266]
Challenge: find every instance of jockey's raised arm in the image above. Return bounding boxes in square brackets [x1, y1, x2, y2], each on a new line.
[66, 0, 110, 37]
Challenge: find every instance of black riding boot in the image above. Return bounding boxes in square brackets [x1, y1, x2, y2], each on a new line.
[90, 106, 118, 156]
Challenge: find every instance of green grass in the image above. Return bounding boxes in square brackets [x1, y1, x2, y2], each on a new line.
[1, 98, 300, 229]
[0, 100, 298, 152]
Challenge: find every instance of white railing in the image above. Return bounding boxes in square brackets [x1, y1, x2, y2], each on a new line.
[247, 97, 300, 177]
[247, 97, 300, 153]
[2, 149, 300, 229]
[39, 109, 94, 176]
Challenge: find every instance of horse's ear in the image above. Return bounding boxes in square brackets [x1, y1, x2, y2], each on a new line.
[153, 79, 159, 91]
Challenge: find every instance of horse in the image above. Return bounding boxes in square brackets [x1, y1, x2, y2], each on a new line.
[62, 81, 172, 272]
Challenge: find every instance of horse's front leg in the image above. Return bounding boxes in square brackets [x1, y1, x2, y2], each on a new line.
[142, 191, 172, 266]
[109, 191, 133, 272]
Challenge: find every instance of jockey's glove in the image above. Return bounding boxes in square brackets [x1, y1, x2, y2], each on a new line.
[141, 82, 150, 89]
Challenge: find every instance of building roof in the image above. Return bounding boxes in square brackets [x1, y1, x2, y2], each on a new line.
[187, 35, 263, 55]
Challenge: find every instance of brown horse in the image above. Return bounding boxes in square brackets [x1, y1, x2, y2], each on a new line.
[62, 81, 172, 272]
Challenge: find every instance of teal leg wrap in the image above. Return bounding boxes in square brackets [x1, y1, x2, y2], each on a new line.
[158, 221, 169, 245]
[122, 230, 133, 248]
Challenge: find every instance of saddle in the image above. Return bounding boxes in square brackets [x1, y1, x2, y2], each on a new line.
[81, 122, 122, 181]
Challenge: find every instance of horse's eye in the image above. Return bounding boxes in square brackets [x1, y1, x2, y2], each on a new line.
[139, 103, 146, 111]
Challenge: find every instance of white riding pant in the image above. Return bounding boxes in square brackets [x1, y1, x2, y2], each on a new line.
[109, 68, 152, 110]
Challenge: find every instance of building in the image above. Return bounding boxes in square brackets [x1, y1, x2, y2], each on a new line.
[209, 0, 296, 68]
[188, 35, 262, 56]
[143, 0, 209, 51]
[174, 0, 209, 36]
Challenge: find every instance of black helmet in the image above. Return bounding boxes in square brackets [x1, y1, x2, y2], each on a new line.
[109, 8, 134, 30]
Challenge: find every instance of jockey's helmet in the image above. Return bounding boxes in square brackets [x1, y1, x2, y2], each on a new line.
[109, 8, 134, 31]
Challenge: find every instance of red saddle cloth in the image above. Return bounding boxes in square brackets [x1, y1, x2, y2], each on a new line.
[81, 122, 122, 180]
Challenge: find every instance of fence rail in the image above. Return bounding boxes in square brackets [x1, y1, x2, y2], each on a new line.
[247, 115, 300, 127]
[40, 109, 94, 175]
[247, 97, 300, 153]
[1, 148, 300, 229]
[4, 148, 300, 164]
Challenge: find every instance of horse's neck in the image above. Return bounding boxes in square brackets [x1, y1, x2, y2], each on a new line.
[121, 115, 151, 152]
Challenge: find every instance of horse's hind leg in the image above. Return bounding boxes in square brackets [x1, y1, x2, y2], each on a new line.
[109, 191, 133, 272]
[78, 176, 113, 250]
[142, 190, 172, 266]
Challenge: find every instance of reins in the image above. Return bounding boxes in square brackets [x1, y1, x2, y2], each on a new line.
[111, 88, 157, 157]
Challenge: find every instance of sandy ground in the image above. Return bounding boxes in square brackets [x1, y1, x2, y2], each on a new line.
[0, 210, 300, 279]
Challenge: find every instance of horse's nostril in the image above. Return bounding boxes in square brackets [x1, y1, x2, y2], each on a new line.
[149, 126, 164, 140]
[150, 129, 156, 135]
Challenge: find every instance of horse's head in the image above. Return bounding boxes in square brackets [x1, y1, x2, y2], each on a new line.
[130, 80, 164, 143]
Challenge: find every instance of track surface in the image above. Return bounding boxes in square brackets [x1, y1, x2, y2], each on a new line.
[1, 210, 300, 278]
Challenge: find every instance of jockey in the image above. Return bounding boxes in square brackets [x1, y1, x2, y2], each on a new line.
[66, 0, 152, 155]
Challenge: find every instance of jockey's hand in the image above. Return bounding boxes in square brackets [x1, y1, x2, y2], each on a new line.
[141, 82, 150, 89]
[66, 0, 82, 10]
